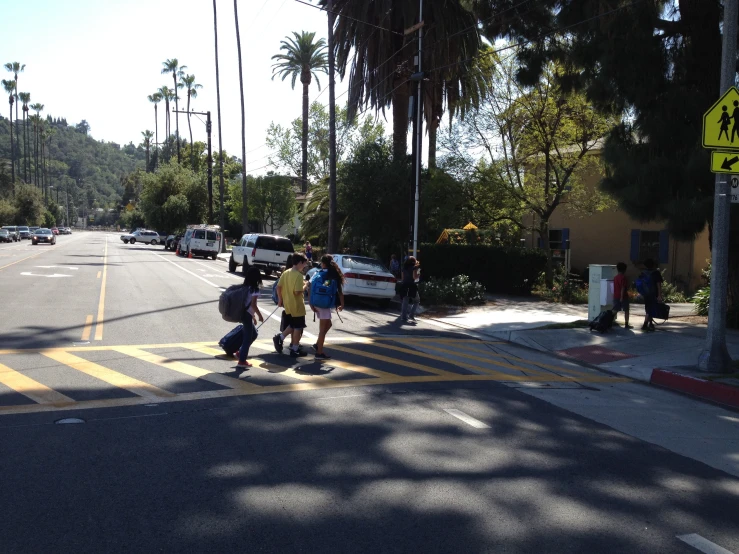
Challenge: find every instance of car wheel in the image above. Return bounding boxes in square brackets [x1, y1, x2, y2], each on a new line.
[378, 299, 391, 310]
[228, 255, 237, 273]
[211, 253, 217, 260]
[130, 238, 136, 244]
[151, 239, 157, 245]
[123, 239, 129, 244]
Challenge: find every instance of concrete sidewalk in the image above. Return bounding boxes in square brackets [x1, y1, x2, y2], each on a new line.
[429, 295, 739, 408]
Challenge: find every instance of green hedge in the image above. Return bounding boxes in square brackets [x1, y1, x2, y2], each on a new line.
[419, 244, 547, 295]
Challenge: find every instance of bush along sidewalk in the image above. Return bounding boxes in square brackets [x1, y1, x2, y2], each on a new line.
[533, 265, 588, 304]
[418, 275, 485, 306]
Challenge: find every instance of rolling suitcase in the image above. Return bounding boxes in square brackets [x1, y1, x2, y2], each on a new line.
[219, 324, 244, 356]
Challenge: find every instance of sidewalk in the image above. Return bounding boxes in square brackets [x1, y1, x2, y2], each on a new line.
[429, 295, 739, 409]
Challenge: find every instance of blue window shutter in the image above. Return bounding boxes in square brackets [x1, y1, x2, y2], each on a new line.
[659, 230, 669, 264]
[537, 237, 542, 248]
[630, 230, 640, 262]
[561, 228, 570, 250]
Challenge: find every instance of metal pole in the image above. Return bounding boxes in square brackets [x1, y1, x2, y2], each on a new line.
[213, 0, 226, 246]
[206, 111, 213, 224]
[412, 0, 423, 258]
[327, 0, 338, 254]
[234, 0, 249, 235]
[699, 0, 737, 373]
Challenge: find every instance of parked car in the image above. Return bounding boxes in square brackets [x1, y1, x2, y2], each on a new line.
[31, 228, 56, 245]
[306, 254, 396, 307]
[51, 227, 59, 235]
[164, 233, 182, 251]
[29, 226, 39, 233]
[60, 227, 72, 235]
[178, 225, 221, 259]
[0, 229, 12, 243]
[1, 226, 20, 241]
[120, 230, 160, 245]
[229, 233, 294, 275]
[17, 226, 30, 240]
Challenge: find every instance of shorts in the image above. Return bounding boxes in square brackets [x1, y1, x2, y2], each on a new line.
[399, 283, 418, 299]
[315, 308, 332, 320]
[612, 299, 629, 313]
[283, 313, 307, 330]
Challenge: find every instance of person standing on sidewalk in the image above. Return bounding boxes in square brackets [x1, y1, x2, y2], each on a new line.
[237, 267, 264, 369]
[640, 258, 663, 332]
[613, 262, 632, 329]
[274, 253, 310, 357]
[399, 256, 420, 324]
[310, 254, 345, 359]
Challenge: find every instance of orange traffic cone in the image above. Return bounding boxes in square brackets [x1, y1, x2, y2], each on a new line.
[188, 249, 193, 259]
[175, 245, 180, 256]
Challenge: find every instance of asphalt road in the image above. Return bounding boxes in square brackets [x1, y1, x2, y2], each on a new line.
[0, 232, 737, 553]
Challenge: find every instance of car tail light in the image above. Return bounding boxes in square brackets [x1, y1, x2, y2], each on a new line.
[344, 272, 358, 279]
[251, 248, 256, 257]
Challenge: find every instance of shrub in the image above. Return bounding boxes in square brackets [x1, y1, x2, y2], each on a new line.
[661, 281, 687, 303]
[419, 243, 546, 295]
[692, 286, 710, 316]
[419, 275, 486, 306]
[533, 265, 589, 304]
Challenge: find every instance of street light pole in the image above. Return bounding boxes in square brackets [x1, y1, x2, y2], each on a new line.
[699, 0, 737, 373]
[173, 109, 213, 224]
[411, 0, 424, 258]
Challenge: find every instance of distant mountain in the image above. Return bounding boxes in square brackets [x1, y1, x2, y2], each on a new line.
[0, 115, 145, 207]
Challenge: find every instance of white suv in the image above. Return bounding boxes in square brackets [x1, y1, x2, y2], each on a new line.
[229, 233, 294, 275]
[120, 230, 160, 245]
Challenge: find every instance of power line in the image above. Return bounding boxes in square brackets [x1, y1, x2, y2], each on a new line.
[293, 0, 404, 36]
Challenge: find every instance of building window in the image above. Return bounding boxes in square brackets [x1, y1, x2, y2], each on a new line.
[630, 229, 669, 264]
[639, 231, 660, 262]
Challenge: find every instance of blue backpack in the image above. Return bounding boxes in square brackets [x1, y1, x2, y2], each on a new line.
[272, 280, 279, 305]
[309, 269, 338, 309]
[635, 271, 655, 297]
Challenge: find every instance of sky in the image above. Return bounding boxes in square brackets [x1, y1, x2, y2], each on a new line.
[0, 0, 353, 175]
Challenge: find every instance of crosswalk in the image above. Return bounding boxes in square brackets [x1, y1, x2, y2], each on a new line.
[0, 337, 628, 416]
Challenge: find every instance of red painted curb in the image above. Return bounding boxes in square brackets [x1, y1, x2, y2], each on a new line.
[651, 368, 739, 409]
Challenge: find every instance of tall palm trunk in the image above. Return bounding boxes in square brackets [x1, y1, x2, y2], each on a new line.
[154, 103, 159, 167]
[34, 119, 38, 188]
[164, 98, 170, 161]
[7, 97, 14, 190]
[213, 0, 226, 235]
[427, 118, 438, 170]
[145, 141, 150, 171]
[173, 72, 181, 164]
[23, 108, 28, 182]
[187, 91, 194, 170]
[300, 70, 310, 194]
[234, 0, 248, 233]
[391, 75, 411, 161]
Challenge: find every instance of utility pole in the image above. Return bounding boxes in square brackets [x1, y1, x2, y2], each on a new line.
[213, 0, 226, 248]
[174, 109, 213, 223]
[410, 0, 424, 258]
[327, 0, 338, 254]
[699, 0, 737, 373]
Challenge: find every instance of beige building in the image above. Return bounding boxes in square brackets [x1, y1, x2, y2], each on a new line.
[521, 178, 710, 294]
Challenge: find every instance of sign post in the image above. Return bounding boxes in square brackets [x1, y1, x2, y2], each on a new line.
[699, 0, 737, 373]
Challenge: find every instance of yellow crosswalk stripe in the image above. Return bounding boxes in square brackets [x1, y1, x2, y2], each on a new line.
[42, 351, 175, 399]
[328, 343, 461, 378]
[113, 346, 263, 392]
[0, 362, 75, 405]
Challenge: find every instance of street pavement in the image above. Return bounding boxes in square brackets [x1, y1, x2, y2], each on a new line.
[0, 232, 738, 553]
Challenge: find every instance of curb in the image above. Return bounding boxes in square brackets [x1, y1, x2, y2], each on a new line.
[650, 368, 739, 409]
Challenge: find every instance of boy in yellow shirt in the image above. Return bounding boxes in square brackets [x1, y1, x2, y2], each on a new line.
[273, 253, 309, 357]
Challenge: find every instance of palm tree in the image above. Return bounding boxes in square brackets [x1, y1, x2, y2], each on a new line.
[162, 59, 183, 163]
[213, 0, 226, 233]
[324, 1, 481, 161]
[147, 92, 163, 165]
[4, 62, 24, 171]
[157, 86, 173, 160]
[30, 103, 43, 189]
[234, 0, 249, 232]
[141, 130, 154, 171]
[1, 79, 16, 189]
[271, 31, 328, 193]
[181, 74, 203, 170]
[18, 92, 30, 182]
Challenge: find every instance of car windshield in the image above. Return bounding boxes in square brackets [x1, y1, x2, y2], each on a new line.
[18, 227, 29, 231]
[35, 229, 52, 235]
[340, 256, 389, 272]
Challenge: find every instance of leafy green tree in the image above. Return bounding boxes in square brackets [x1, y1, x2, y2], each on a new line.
[227, 173, 297, 234]
[162, 59, 184, 163]
[271, 31, 328, 193]
[181, 74, 202, 170]
[444, 56, 618, 286]
[42, 210, 56, 228]
[2, 79, 16, 187]
[139, 162, 207, 232]
[13, 183, 44, 224]
[266, 101, 385, 183]
[0, 198, 16, 223]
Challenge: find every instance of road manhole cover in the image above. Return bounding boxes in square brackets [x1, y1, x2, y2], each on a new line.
[55, 418, 85, 424]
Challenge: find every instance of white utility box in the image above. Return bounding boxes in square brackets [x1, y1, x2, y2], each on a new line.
[588, 264, 618, 320]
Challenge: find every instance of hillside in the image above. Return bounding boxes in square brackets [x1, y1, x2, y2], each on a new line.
[0, 115, 145, 207]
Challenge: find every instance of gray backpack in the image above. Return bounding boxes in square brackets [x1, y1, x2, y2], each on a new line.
[219, 284, 248, 323]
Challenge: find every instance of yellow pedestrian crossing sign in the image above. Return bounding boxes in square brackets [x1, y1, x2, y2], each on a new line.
[703, 87, 739, 149]
[710, 151, 739, 173]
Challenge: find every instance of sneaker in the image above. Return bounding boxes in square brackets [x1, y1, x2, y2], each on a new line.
[315, 352, 331, 360]
[273, 334, 283, 353]
[290, 349, 308, 358]
[312, 343, 318, 351]
[236, 362, 251, 369]
[624, 324, 634, 329]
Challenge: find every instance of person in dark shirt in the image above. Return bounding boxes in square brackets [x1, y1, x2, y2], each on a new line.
[400, 256, 420, 323]
[641, 258, 664, 332]
[612, 262, 631, 329]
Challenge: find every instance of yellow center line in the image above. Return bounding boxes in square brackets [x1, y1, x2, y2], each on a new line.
[0, 362, 75, 405]
[97, 271, 101, 279]
[94, 237, 108, 340]
[42, 351, 175, 399]
[113, 346, 264, 392]
[0, 250, 46, 272]
[81, 315, 93, 341]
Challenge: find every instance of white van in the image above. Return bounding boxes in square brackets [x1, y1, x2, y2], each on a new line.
[229, 233, 294, 275]
[179, 225, 222, 260]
